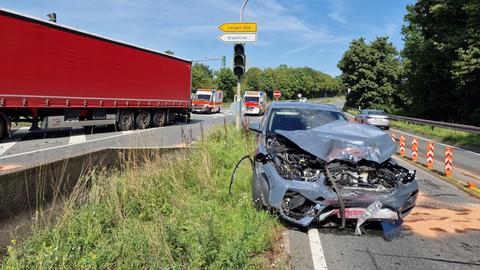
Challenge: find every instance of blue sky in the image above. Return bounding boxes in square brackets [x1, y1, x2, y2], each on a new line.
[0, 0, 415, 76]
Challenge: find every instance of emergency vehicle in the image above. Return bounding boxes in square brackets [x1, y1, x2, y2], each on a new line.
[243, 91, 267, 115]
[191, 89, 223, 113]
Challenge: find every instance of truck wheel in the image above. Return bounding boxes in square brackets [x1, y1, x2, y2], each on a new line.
[0, 116, 7, 140]
[152, 110, 166, 127]
[84, 126, 94, 134]
[117, 111, 134, 131]
[135, 111, 151, 129]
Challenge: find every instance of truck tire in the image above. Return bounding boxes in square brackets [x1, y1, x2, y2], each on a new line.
[135, 111, 151, 129]
[152, 110, 166, 127]
[117, 111, 134, 131]
[0, 116, 7, 140]
[83, 126, 94, 134]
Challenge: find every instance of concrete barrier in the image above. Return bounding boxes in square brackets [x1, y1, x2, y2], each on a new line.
[0, 147, 185, 220]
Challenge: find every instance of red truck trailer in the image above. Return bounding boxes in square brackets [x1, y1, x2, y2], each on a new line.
[0, 9, 192, 139]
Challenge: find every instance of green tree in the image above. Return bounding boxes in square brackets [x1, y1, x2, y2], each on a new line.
[402, 0, 480, 124]
[215, 68, 237, 101]
[243, 67, 263, 91]
[338, 37, 404, 112]
[191, 63, 214, 90]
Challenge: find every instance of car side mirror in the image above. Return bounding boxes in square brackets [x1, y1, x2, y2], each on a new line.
[248, 122, 261, 133]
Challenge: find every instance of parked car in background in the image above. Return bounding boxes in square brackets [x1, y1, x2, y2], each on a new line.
[355, 109, 390, 130]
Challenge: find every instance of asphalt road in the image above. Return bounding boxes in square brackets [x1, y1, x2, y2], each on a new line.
[387, 129, 480, 186]
[0, 108, 242, 174]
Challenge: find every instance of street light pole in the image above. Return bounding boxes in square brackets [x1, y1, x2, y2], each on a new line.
[236, 0, 249, 129]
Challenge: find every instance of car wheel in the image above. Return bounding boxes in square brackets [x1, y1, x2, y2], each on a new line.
[384, 126, 390, 130]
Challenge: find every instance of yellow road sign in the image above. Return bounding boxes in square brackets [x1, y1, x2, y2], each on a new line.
[218, 22, 257, 33]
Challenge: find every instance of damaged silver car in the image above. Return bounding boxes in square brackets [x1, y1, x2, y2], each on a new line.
[248, 102, 418, 238]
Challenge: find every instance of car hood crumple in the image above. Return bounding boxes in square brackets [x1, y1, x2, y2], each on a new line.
[275, 120, 396, 163]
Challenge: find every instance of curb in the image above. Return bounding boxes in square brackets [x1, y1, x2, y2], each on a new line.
[397, 155, 480, 199]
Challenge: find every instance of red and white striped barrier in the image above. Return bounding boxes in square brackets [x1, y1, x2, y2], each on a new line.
[444, 147, 453, 177]
[411, 138, 418, 161]
[427, 142, 435, 169]
[399, 135, 406, 156]
[391, 132, 396, 143]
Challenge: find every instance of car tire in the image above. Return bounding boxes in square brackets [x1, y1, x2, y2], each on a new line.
[252, 173, 264, 209]
[384, 126, 390, 130]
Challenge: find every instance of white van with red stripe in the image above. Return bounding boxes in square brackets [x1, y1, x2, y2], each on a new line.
[243, 91, 267, 115]
[191, 89, 223, 113]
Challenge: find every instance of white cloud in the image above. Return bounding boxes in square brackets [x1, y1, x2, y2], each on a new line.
[326, 0, 348, 24]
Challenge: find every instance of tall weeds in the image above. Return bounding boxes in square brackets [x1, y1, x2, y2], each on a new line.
[2, 125, 279, 269]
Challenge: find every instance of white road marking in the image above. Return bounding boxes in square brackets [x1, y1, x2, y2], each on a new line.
[308, 228, 328, 270]
[68, 133, 86, 145]
[0, 127, 161, 161]
[0, 127, 29, 156]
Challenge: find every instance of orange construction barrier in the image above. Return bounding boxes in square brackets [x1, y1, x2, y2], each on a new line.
[427, 142, 435, 169]
[411, 138, 418, 161]
[399, 135, 406, 156]
[444, 147, 453, 177]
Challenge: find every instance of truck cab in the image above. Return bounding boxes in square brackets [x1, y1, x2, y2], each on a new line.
[243, 91, 267, 115]
[191, 89, 223, 113]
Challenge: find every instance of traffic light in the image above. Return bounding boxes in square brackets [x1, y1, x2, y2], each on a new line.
[233, 44, 245, 78]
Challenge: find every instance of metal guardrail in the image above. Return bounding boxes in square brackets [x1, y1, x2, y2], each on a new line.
[387, 115, 480, 135]
[343, 106, 480, 134]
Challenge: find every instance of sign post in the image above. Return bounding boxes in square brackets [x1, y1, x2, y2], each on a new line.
[273, 89, 281, 102]
[218, 0, 257, 129]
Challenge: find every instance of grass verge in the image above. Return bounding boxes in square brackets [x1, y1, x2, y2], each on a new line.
[2, 125, 283, 269]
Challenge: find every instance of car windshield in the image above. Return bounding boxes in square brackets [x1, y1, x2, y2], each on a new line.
[367, 110, 386, 115]
[244, 96, 259, 102]
[268, 108, 347, 132]
[195, 94, 211, 101]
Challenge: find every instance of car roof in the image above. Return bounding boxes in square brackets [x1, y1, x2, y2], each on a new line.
[269, 101, 341, 112]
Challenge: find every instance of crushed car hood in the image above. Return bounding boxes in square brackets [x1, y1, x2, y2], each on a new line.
[275, 120, 396, 163]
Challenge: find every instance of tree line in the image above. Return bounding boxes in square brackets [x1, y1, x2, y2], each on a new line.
[340, 0, 479, 125]
[191, 63, 343, 101]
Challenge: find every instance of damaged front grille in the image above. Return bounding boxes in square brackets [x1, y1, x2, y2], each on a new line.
[267, 135, 415, 192]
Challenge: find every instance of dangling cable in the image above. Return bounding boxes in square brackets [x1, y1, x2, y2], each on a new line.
[229, 155, 254, 195]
